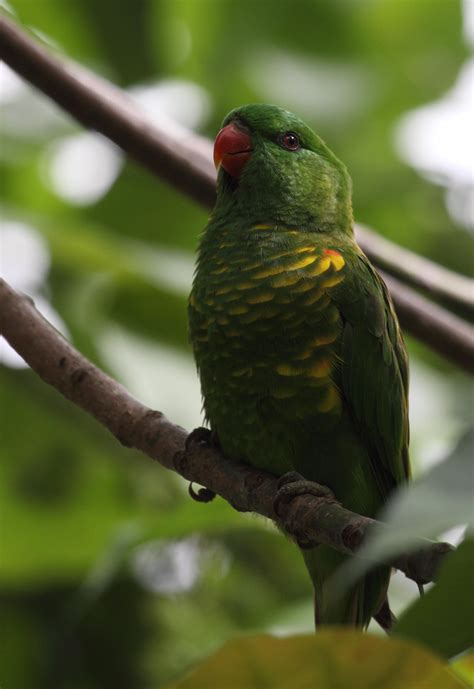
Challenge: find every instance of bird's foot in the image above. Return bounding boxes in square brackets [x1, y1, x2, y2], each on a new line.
[274, 471, 335, 514]
[185, 426, 220, 453]
[188, 482, 216, 503]
[374, 597, 397, 633]
[183, 427, 219, 503]
[273, 471, 336, 549]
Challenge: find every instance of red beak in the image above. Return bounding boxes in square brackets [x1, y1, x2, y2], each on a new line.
[213, 122, 253, 178]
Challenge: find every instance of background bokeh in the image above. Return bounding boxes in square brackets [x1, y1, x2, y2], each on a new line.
[1, 1, 473, 687]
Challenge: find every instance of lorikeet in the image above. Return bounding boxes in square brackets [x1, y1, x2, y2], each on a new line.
[188, 104, 410, 628]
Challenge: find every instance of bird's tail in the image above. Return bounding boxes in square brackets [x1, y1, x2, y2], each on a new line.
[302, 546, 391, 628]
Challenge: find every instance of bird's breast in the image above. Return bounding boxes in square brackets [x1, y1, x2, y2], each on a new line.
[190, 226, 348, 418]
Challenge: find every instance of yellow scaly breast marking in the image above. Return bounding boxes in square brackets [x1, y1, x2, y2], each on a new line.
[309, 332, 339, 346]
[251, 223, 273, 230]
[240, 260, 262, 271]
[223, 293, 241, 302]
[275, 358, 334, 383]
[253, 254, 317, 279]
[246, 292, 275, 304]
[215, 285, 233, 295]
[295, 246, 316, 254]
[210, 265, 229, 275]
[268, 246, 314, 261]
[294, 349, 313, 361]
[272, 273, 301, 288]
[290, 254, 319, 270]
[317, 385, 341, 412]
[301, 289, 324, 307]
[291, 280, 314, 294]
[294, 332, 339, 360]
[307, 359, 332, 378]
[236, 281, 255, 290]
[306, 256, 331, 277]
[303, 292, 331, 311]
[321, 274, 344, 289]
[330, 253, 345, 271]
[276, 363, 303, 376]
[228, 304, 249, 315]
[327, 307, 340, 323]
[241, 305, 280, 324]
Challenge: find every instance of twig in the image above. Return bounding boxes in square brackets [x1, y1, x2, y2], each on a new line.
[0, 13, 216, 207]
[0, 278, 453, 585]
[356, 224, 472, 314]
[382, 273, 474, 373]
[0, 15, 473, 372]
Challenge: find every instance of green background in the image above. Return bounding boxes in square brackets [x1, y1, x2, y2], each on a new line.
[1, 1, 472, 687]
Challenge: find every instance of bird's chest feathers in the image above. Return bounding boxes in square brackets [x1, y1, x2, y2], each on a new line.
[191, 227, 347, 416]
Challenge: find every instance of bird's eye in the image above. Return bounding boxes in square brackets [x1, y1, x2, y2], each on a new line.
[281, 132, 300, 151]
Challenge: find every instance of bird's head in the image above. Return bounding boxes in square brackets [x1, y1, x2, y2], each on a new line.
[213, 103, 353, 235]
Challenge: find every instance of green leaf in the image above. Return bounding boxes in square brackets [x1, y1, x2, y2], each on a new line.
[335, 428, 474, 589]
[452, 653, 474, 687]
[393, 539, 474, 659]
[164, 631, 466, 689]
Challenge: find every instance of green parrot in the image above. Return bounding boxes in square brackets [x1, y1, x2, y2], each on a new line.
[188, 104, 410, 628]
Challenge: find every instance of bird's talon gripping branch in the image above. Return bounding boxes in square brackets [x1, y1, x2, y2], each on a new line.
[183, 428, 218, 502]
[274, 471, 336, 519]
[185, 426, 220, 453]
[185, 426, 212, 452]
[188, 482, 216, 503]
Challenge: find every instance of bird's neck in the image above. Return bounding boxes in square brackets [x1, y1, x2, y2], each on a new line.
[214, 167, 354, 236]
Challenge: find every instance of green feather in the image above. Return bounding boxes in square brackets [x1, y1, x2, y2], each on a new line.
[189, 104, 410, 628]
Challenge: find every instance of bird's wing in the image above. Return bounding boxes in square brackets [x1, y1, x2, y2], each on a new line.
[334, 251, 410, 498]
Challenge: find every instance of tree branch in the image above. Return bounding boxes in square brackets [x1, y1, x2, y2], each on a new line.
[0, 14, 473, 372]
[0, 12, 216, 208]
[0, 278, 453, 585]
[382, 273, 474, 374]
[356, 224, 472, 314]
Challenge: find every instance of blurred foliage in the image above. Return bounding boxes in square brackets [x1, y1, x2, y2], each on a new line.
[393, 539, 474, 659]
[452, 652, 474, 687]
[1, 0, 473, 687]
[337, 428, 474, 586]
[164, 632, 467, 689]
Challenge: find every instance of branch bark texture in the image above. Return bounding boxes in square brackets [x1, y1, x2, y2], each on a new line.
[0, 278, 452, 585]
[0, 14, 473, 372]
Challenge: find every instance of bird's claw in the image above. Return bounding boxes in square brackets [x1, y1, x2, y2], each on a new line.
[274, 471, 335, 514]
[273, 471, 335, 548]
[185, 426, 212, 452]
[188, 482, 216, 503]
[183, 427, 218, 503]
[185, 426, 220, 453]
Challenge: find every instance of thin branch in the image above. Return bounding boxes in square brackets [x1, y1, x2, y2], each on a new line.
[0, 15, 473, 373]
[382, 273, 474, 373]
[356, 224, 473, 314]
[0, 278, 453, 585]
[0, 13, 216, 208]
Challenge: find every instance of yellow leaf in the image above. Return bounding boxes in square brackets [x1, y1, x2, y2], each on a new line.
[164, 631, 467, 689]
